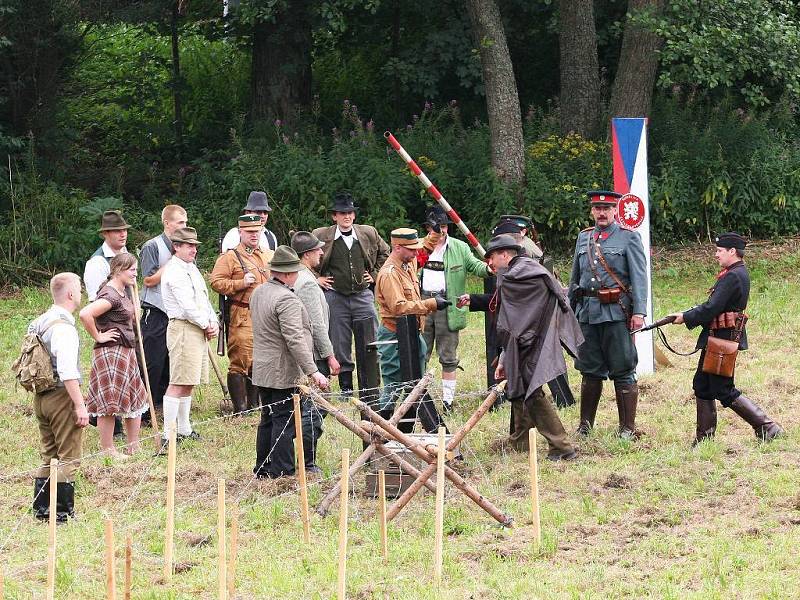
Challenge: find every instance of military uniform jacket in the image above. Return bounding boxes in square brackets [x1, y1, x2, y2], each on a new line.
[568, 222, 648, 324]
[683, 261, 750, 351]
[209, 244, 272, 331]
[375, 254, 438, 333]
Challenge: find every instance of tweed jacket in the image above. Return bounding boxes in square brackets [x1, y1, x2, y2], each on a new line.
[250, 278, 317, 389]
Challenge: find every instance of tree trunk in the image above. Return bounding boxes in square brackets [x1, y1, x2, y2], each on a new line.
[558, 0, 599, 138]
[465, 0, 525, 196]
[170, 3, 184, 158]
[250, 0, 313, 124]
[609, 0, 665, 119]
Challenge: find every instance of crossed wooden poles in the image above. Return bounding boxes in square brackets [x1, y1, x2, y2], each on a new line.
[301, 374, 512, 527]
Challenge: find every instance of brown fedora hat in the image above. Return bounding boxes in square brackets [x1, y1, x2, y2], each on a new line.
[170, 227, 202, 245]
[98, 210, 130, 233]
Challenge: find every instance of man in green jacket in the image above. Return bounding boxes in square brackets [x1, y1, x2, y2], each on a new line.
[419, 206, 492, 410]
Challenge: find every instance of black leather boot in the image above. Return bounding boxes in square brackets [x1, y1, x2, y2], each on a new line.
[576, 377, 603, 435]
[615, 381, 642, 440]
[729, 395, 784, 441]
[33, 477, 49, 521]
[338, 371, 354, 397]
[226, 373, 248, 415]
[56, 482, 75, 522]
[693, 397, 717, 445]
[245, 376, 260, 410]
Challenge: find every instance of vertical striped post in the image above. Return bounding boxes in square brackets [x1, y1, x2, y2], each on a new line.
[384, 131, 486, 257]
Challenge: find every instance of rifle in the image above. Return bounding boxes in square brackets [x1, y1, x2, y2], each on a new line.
[631, 315, 677, 334]
[216, 221, 228, 356]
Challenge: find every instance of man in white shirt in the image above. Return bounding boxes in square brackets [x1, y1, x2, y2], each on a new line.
[84, 210, 130, 301]
[161, 227, 219, 444]
[221, 191, 278, 252]
[30, 272, 89, 522]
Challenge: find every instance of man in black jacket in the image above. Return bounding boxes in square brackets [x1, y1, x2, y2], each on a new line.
[668, 232, 783, 443]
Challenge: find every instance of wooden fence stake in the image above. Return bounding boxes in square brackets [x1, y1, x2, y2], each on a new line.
[218, 479, 226, 600]
[1, 565, 5, 600]
[433, 427, 446, 586]
[46, 458, 58, 600]
[528, 428, 541, 550]
[292, 394, 311, 544]
[164, 421, 177, 581]
[227, 507, 239, 600]
[377, 470, 388, 561]
[337, 448, 350, 600]
[105, 518, 116, 600]
[124, 535, 132, 600]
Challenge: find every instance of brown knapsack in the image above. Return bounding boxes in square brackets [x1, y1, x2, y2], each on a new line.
[12, 318, 72, 394]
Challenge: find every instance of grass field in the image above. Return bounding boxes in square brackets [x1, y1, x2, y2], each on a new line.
[1, 242, 799, 599]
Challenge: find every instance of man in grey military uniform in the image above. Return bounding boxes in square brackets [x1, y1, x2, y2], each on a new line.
[568, 190, 648, 439]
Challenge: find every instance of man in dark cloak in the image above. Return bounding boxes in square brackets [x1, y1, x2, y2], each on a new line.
[459, 235, 583, 460]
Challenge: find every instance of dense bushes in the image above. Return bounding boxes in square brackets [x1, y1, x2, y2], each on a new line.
[4, 95, 800, 284]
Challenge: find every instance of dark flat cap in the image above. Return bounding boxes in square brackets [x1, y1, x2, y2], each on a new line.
[715, 232, 747, 250]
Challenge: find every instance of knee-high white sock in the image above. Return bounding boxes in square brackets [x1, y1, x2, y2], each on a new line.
[442, 379, 456, 406]
[177, 396, 193, 435]
[162, 396, 180, 439]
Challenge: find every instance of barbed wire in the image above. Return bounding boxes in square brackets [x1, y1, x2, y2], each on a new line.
[1, 379, 501, 589]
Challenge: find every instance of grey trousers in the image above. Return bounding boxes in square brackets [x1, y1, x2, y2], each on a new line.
[324, 289, 378, 373]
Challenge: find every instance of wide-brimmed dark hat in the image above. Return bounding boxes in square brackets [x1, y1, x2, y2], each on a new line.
[170, 227, 202, 245]
[485, 234, 521, 257]
[423, 205, 452, 228]
[587, 190, 621, 207]
[331, 191, 359, 213]
[244, 191, 271, 212]
[98, 210, 130, 233]
[291, 231, 325, 255]
[269, 245, 303, 273]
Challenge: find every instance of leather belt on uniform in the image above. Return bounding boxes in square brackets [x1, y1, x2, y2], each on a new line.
[576, 287, 620, 298]
[229, 299, 250, 309]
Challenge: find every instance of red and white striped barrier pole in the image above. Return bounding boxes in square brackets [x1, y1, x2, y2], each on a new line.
[384, 131, 486, 257]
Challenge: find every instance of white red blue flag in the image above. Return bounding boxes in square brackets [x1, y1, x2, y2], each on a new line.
[612, 118, 654, 375]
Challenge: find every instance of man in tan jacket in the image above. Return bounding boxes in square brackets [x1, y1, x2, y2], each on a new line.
[210, 214, 272, 413]
[250, 246, 329, 479]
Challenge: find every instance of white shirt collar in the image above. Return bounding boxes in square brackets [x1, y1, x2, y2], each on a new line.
[334, 225, 358, 241]
[49, 304, 76, 324]
[101, 241, 128, 258]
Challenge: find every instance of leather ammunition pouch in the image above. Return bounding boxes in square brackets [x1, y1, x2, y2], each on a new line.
[710, 311, 738, 329]
[598, 287, 621, 305]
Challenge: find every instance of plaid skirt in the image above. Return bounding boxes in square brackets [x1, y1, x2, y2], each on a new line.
[87, 345, 149, 418]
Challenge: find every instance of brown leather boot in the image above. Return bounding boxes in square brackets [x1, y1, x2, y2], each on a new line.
[614, 381, 642, 440]
[245, 376, 260, 410]
[576, 377, 603, 435]
[226, 373, 248, 415]
[693, 397, 717, 445]
[729, 395, 783, 441]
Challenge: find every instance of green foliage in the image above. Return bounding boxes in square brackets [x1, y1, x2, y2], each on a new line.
[651, 0, 800, 107]
[649, 96, 800, 240]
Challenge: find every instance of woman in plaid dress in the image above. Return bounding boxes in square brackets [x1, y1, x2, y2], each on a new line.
[80, 253, 149, 458]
